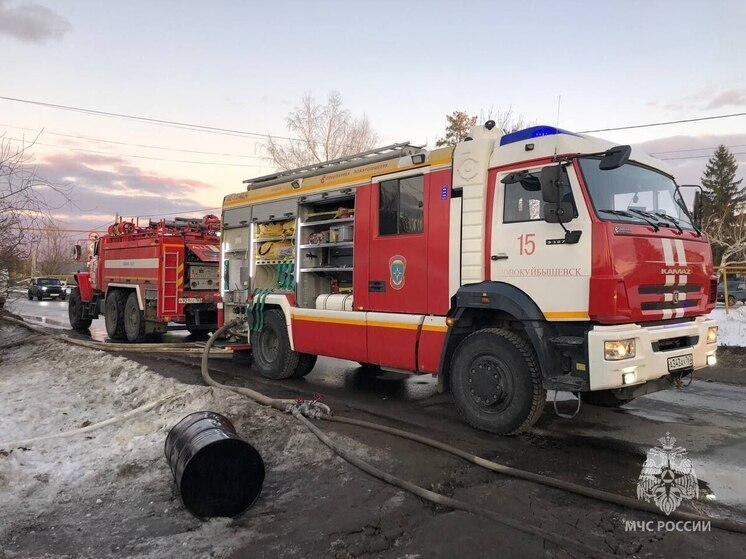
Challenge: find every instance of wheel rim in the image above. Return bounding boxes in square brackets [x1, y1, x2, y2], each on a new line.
[257, 327, 279, 365]
[466, 354, 514, 413]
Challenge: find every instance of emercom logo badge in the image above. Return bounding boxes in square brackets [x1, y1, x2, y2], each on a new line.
[637, 433, 699, 515]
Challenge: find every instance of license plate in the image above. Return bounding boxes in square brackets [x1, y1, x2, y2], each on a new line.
[668, 354, 693, 372]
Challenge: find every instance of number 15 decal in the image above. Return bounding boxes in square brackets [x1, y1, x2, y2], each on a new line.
[518, 233, 536, 255]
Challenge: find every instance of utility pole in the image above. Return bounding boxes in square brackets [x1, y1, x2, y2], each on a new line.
[30, 238, 38, 276]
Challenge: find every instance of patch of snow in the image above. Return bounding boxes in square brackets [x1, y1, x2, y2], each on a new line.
[0, 323, 363, 558]
[708, 306, 746, 347]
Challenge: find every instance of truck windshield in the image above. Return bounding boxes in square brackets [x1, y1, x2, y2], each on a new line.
[578, 158, 694, 230]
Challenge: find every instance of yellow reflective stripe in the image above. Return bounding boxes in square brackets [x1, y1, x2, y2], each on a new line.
[544, 311, 589, 320]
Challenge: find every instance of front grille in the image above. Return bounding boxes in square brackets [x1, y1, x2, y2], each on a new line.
[652, 335, 699, 352]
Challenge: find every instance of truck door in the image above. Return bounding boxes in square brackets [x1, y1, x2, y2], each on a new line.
[489, 165, 592, 320]
[364, 171, 430, 369]
[367, 171, 429, 313]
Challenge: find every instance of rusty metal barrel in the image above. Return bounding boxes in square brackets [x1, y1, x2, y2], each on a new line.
[164, 411, 265, 519]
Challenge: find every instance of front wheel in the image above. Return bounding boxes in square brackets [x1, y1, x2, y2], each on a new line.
[68, 287, 92, 331]
[28, 291, 33, 300]
[36, 294, 43, 301]
[450, 328, 546, 435]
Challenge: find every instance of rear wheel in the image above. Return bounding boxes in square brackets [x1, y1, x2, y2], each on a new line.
[250, 309, 301, 380]
[124, 292, 146, 342]
[104, 290, 127, 340]
[450, 328, 546, 435]
[68, 287, 92, 331]
[579, 390, 634, 407]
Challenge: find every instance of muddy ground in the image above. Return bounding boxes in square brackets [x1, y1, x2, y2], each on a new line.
[0, 318, 745, 558]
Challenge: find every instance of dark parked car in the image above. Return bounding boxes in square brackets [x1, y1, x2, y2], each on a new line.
[717, 279, 746, 306]
[28, 277, 66, 301]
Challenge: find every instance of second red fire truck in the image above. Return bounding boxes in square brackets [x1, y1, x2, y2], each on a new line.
[69, 215, 221, 342]
[219, 123, 718, 435]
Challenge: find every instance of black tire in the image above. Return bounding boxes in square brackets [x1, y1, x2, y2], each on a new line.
[291, 354, 318, 378]
[37, 294, 43, 301]
[450, 328, 546, 435]
[124, 292, 146, 342]
[28, 291, 33, 300]
[579, 390, 634, 408]
[728, 295, 736, 307]
[104, 290, 127, 340]
[250, 309, 301, 380]
[60, 295, 66, 301]
[68, 287, 93, 331]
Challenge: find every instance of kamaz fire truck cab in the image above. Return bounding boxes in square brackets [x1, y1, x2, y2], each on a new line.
[220, 123, 718, 435]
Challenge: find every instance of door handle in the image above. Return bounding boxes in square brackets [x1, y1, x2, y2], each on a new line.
[368, 280, 386, 292]
[491, 254, 509, 261]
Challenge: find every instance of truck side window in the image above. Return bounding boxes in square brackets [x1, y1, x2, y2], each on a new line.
[93, 240, 99, 256]
[379, 175, 424, 235]
[503, 168, 576, 223]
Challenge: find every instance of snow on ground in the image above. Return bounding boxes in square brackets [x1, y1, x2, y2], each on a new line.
[0, 323, 368, 558]
[709, 306, 746, 347]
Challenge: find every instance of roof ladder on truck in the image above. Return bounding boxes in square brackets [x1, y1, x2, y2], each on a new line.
[243, 142, 417, 190]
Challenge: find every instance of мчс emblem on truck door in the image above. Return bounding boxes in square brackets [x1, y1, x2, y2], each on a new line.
[389, 255, 406, 290]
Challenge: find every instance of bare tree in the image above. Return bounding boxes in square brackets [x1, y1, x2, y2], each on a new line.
[705, 208, 746, 272]
[478, 106, 535, 133]
[436, 111, 477, 147]
[265, 92, 379, 170]
[0, 134, 70, 288]
[36, 224, 73, 275]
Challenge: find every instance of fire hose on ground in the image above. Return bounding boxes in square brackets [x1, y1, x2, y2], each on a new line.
[3, 313, 745, 556]
[201, 319, 746, 555]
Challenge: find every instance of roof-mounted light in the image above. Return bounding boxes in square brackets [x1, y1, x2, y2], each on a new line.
[499, 125, 579, 146]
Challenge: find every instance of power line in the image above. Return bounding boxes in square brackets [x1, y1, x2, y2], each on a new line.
[659, 151, 746, 161]
[0, 94, 299, 142]
[579, 112, 746, 133]
[0, 123, 267, 159]
[650, 143, 746, 156]
[4, 136, 262, 168]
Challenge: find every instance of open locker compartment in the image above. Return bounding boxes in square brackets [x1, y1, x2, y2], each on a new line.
[296, 190, 356, 309]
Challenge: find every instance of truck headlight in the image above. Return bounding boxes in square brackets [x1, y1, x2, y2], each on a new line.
[706, 326, 718, 344]
[604, 339, 636, 360]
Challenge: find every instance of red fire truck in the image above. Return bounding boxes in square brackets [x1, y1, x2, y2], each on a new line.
[219, 124, 719, 434]
[69, 215, 221, 342]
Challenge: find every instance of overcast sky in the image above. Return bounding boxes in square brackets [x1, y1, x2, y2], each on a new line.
[1, 0, 745, 230]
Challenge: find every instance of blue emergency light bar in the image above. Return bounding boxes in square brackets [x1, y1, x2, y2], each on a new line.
[499, 125, 579, 146]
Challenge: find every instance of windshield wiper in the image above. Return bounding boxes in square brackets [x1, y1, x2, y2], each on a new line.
[653, 212, 684, 235]
[599, 209, 660, 232]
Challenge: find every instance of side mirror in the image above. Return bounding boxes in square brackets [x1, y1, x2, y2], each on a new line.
[501, 170, 529, 185]
[544, 202, 574, 223]
[693, 190, 703, 229]
[540, 165, 562, 203]
[599, 145, 632, 170]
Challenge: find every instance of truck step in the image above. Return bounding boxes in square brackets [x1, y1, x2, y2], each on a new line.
[549, 336, 585, 347]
